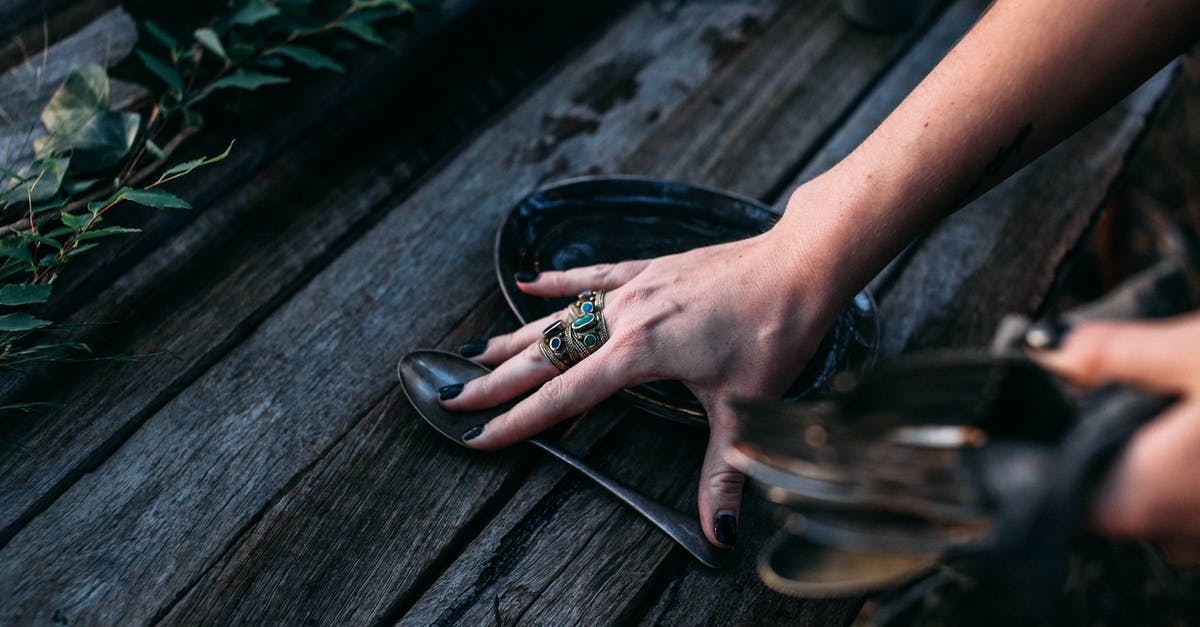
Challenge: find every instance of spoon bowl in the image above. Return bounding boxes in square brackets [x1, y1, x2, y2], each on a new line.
[397, 349, 730, 568]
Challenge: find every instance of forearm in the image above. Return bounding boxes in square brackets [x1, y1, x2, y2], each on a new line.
[778, 0, 1200, 304]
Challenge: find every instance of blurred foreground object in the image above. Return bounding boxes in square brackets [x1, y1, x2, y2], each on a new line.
[731, 257, 1196, 624]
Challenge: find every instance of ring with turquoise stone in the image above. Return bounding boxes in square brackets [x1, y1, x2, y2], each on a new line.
[566, 300, 609, 359]
[568, 290, 605, 319]
[538, 318, 582, 372]
[541, 290, 610, 372]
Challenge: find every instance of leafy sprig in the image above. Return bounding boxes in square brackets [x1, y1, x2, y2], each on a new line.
[0, 0, 426, 394]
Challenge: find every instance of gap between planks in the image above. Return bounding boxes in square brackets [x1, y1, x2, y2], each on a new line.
[0, 0, 630, 548]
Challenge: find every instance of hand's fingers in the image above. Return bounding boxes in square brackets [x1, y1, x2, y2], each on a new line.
[1091, 403, 1200, 538]
[1030, 313, 1200, 395]
[469, 311, 560, 366]
[699, 399, 745, 548]
[441, 342, 557, 411]
[517, 260, 651, 297]
[462, 341, 643, 450]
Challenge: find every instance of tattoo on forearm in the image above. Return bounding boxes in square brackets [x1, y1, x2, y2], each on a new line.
[953, 122, 1034, 211]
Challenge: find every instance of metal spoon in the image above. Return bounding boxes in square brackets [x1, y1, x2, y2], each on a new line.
[397, 349, 730, 568]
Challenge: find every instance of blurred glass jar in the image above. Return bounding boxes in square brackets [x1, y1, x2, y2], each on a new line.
[839, 0, 937, 31]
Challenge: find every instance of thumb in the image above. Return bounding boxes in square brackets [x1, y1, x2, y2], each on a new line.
[1029, 313, 1200, 395]
[698, 401, 745, 548]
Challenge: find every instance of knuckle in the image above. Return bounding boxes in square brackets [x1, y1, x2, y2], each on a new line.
[523, 342, 545, 365]
[605, 334, 655, 379]
[592, 263, 615, 282]
[467, 376, 493, 400]
[537, 375, 571, 411]
[617, 285, 656, 308]
[706, 468, 745, 499]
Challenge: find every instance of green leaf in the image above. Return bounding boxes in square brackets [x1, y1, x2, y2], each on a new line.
[208, 70, 289, 92]
[0, 239, 32, 263]
[61, 178, 99, 196]
[123, 188, 191, 209]
[30, 197, 68, 215]
[61, 212, 89, 230]
[135, 50, 184, 93]
[143, 20, 179, 52]
[40, 64, 108, 138]
[190, 71, 288, 105]
[272, 45, 345, 73]
[0, 284, 51, 306]
[41, 111, 140, 172]
[0, 158, 69, 206]
[231, 1, 282, 26]
[0, 313, 51, 332]
[20, 233, 62, 249]
[66, 243, 99, 258]
[75, 226, 141, 241]
[194, 28, 227, 60]
[338, 19, 386, 45]
[87, 186, 130, 214]
[160, 141, 234, 179]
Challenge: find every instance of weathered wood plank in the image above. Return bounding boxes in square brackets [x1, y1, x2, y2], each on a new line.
[13, 0, 489, 346]
[399, 412, 705, 627]
[0, 0, 500, 410]
[0, 0, 112, 66]
[160, 292, 545, 625]
[1099, 53, 1200, 261]
[0, 0, 616, 544]
[157, 1, 947, 624]
[0, 1, 803, 623]
[619, 0, 929, 200]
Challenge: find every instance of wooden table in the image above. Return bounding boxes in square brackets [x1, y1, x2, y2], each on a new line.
[0, 0, 1183, 623]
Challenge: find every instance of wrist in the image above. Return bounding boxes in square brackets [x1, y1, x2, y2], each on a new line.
[769, 161, 924, 312]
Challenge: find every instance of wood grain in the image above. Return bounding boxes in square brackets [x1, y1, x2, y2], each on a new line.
[160, 292, 543, 625]
[0, 1, 799, 623]
[0, 0, 1178, 623]
[0, 0, 620, 544]
[161, 1, 943, 624]
[0, 0, 113, 66]
[619, 0, 930, 200]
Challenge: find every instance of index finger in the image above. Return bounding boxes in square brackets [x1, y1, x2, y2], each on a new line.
[517, 260, 650, 298]
[463, 341, 645, 449]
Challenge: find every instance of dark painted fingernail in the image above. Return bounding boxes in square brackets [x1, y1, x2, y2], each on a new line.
[439, 383, 464, 400]
[462, 424, 485, 442]
[714, 512, 738, 546]
[1025, 320, 1070, 351]
[459, 341, 488, 358]
[514, 271, 540, 283]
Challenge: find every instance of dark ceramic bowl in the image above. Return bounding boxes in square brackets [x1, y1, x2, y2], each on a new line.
[495, 176, 879, 427]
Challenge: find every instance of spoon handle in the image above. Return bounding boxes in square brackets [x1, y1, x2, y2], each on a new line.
[530, 438, 729, 568]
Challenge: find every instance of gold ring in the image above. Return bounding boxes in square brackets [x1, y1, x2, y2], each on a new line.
[538, 290, 610, 371]
[539, 319, 581, 373]
[568, 289, 605, 318]
[566, 290, 608, 357]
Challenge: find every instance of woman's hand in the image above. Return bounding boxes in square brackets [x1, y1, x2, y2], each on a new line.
[1032, 312, 1200, 567]
[439, 229, 840, 548]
